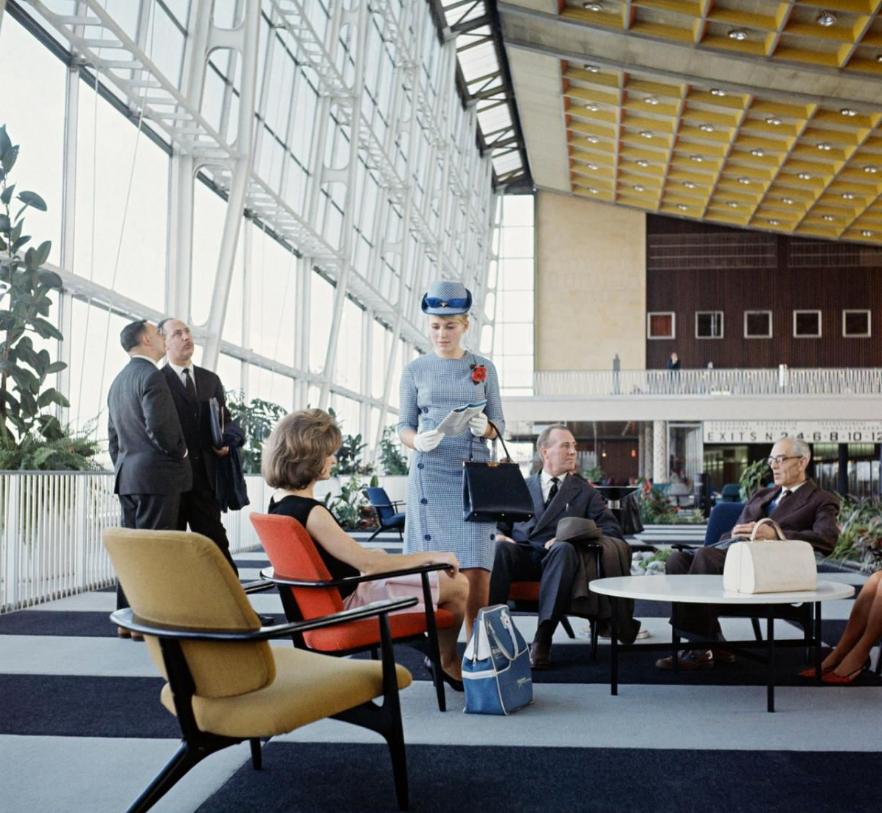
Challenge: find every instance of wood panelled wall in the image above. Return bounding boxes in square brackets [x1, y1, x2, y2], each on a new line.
[645, 215, 882, 369]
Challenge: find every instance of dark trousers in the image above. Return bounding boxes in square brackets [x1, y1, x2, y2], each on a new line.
[117, 493, 181, 609]
[665, 546, 728, 638]
[178, 486, 237, 574]
[489, 540, 579, 638]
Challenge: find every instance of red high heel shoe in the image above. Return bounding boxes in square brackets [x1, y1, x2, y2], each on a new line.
[798, 664, 835, 679]
[821, 658, 870, 686]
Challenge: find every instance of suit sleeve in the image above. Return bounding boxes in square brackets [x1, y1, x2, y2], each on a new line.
[583, 485, 624, 539]
[142, 370, 187, 459]
[107, 411, 119, 465]
[784, 494, 840, 555]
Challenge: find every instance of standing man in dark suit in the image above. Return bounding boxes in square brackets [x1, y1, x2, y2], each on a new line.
[489, 424, 625, 668]
[107, 320, 191, 627]
[657, 435, 840, 669]
[158, 317, 237, 573]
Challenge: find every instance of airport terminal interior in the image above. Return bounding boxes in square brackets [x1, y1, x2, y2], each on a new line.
[0, 0, 881, 810]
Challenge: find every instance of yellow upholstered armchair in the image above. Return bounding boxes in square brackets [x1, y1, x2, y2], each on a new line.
[103, 528, 414, 812]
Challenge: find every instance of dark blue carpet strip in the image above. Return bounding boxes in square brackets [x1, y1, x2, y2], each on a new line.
[196, 742, 877, 813]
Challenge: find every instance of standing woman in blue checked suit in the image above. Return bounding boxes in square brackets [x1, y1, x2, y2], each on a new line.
[398, 280, 505, 636]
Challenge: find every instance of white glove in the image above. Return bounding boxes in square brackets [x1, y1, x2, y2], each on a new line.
[469, 412, 489, 438]
[413, 429, 443, 453]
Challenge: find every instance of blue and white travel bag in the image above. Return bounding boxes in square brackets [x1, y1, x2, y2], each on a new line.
[462, 604, 533, 715]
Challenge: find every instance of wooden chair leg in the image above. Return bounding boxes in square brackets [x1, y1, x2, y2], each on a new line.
[560, 616, 576, 639]
[126, 743, 201, 813]
[590, 619, 598, 660]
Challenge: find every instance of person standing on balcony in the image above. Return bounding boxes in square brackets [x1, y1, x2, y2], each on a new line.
[158, 318, 239, 574]
[398, 280, 504, 636]
[107, 320, 190, 634]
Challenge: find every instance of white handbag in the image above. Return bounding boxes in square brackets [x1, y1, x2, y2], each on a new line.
[722, 518, 817, 594]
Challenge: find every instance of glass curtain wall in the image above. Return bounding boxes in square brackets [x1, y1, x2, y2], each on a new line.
[0, 1, 497, 461]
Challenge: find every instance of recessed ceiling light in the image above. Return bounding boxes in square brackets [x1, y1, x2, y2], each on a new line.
[582, 1, 603, 10]
[636, 159, 649, 168]
[683, 181, 696, 189]
[877, 54, 882, 64]
[765, 117, 782, 126]
[690, 154, 704, 162]
[751, 148, 764, 157]
[588, 187, 599, 194]
[586, 163, 599, 170]
[862, 229, 874, 237]
[840, 108, 857, 117]
[842, 192, 855, 200]
[633, 184, 645, 192]
[727, 201, 739, 208]
[823, 214, 835, 221]
[817, 142, 832, 151]
[584, 64, 600, 73]
[782, 197, 794, 205]
[864, 165, 879, 174]
[769, 219, 780, 226]
[699, 123, 714, 133]
[710, 88, 726, 97]
[677, 204, 688, 211]
[586, 136, 600, 144]
[639, 130, 653, 139]
[797, 172, 812, 180]
[585, 103, 599, 112]
[816, 10, 837, 27]
[644, 97, 659, 106]
[728, 29, 749, 41]
[738, 177, 750, 185]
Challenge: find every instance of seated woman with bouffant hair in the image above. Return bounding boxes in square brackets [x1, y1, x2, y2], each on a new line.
[262, 408, 469, 687]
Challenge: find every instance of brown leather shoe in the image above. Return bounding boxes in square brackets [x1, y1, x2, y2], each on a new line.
[529, 639, 552, 670]
[130, 631, 144, 642]
[712, 647, 736, 664]
[655, 649, 714, 670]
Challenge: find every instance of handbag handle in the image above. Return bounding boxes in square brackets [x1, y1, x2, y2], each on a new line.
[468, 418, 513, 463]
[485, 610, 518, 661]
[749, 517, 786, 542]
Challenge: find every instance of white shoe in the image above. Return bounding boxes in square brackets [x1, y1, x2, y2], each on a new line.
[582, 626, 651, 641]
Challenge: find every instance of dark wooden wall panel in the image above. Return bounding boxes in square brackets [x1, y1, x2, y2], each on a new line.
[645, 215, 882, 368]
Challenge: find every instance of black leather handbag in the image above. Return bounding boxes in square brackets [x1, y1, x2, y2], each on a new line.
[463, 421, 534, 523]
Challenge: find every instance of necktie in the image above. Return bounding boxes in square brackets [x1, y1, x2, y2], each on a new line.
[182, 367, 196, 400]
[545, 477, 560, 509]
[770, 489, 790, 514]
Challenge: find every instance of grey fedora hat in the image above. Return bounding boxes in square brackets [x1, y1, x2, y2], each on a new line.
[556, 517, 603, 543]
[420, 280, 472, 316]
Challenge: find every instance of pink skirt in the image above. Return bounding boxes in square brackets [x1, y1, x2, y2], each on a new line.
[343, 571, 440, 615]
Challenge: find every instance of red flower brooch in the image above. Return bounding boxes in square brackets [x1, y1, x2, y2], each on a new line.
[470, 363, 487, 384]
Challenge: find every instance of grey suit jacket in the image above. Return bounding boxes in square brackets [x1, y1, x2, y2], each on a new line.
[107, 357, 191, 496]
[498, 473, 623, 550]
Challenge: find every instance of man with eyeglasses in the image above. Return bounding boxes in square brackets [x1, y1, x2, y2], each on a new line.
[657, 436, 839, 670]
[489, 425, 638, 669]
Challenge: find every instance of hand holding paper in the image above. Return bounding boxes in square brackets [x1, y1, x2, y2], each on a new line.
[469, 412, 488, 437]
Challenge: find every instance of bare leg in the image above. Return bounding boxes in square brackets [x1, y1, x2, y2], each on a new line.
[463, 568, 490, 639]
[831, 573, 882, 676]
[821, 571, 882, 672]
[436, 571, 468, 680]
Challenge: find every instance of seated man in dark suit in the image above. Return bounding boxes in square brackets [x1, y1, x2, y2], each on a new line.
[657, 435, 840, 670]
[489, 425, 626, 669]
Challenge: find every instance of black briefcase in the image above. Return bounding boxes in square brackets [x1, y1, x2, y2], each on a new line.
[462, 422, 534, 523]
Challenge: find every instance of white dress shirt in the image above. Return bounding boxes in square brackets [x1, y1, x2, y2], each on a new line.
[540, 470, 567, 504]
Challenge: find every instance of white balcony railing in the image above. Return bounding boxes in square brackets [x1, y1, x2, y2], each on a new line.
[535, 368, 882, 398]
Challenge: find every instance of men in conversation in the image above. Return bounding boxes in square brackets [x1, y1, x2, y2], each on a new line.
[657, 435, 839, 670]
[107, 320, 191, 626]
[489, 425, 630, 669]
[158, 317, 237, 573]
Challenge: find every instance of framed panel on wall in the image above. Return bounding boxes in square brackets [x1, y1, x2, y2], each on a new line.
[744, 310, 772, 339]
[842, 309, 871, 338]
[648, 311, 675, 339]
[695, 311, 723, 339]
[793, 310, 822, 338]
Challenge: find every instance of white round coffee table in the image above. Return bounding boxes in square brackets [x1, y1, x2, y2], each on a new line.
[590, 574, 854, 712]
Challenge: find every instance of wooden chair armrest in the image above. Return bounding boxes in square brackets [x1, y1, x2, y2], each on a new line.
[110, 597, 417, 641]
[260, 562, 449, 588]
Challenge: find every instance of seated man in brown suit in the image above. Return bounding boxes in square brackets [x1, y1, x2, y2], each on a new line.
[657, 435, 840, 669]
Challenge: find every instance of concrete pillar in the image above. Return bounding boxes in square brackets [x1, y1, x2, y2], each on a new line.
[653, 419, 668, 483]
[642, 422, 653, 481]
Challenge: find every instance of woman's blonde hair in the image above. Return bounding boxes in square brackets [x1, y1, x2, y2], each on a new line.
[427, 313, 469, 326]
[261, 408, 342, 490]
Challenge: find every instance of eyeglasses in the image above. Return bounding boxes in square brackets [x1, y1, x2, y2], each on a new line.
[766, 455, 802, 466]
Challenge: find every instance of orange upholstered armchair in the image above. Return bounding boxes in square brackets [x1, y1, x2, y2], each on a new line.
[250, 512, 456, 711]
[103, 527, 415, 812]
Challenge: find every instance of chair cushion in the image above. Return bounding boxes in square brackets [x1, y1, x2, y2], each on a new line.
[305, 608, 455, 652]
[509, 581, 540, 601]
[161, 647, 412, 738]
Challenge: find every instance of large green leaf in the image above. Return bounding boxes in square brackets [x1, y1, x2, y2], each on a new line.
[46, 360, 67, 374]
[16, 190, 47, 212]
[0, 126, 11, 160]
[36, 270, 62, 289]
[2, 145, 19, 175]
[0, 213, 10, 232]
[33, 240, 51, 268]
[38, 388, 69, 408]
[13, 235, 32, 253]
[10, 365, 38, 389]
[30, 317, 64, 340]
[0, 183, 15, 206]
